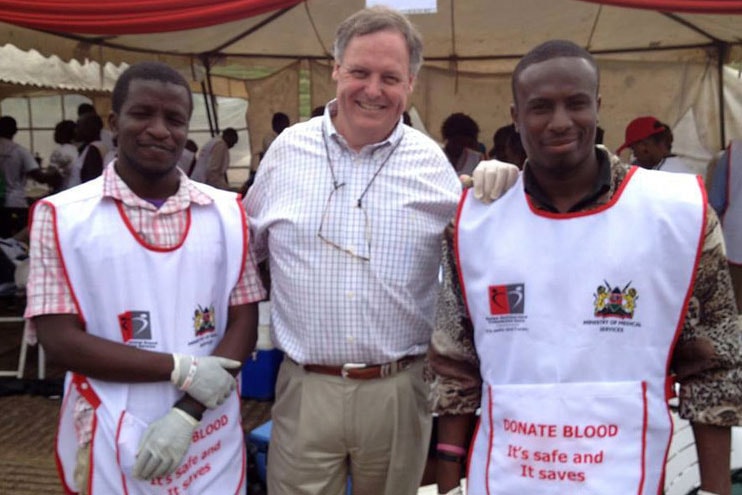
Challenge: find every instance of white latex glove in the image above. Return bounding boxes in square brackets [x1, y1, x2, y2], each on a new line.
[170, 354, 241, 408]
[471, 158, 520, 204]
[133, 407, 198, 480]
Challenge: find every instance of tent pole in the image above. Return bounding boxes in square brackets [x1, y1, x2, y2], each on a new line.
[204, 60, 220, 134]
[200, 81, 215, 137]
[717, 41, 727, 149]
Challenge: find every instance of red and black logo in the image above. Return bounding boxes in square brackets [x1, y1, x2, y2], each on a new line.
[118, 311, 152, 342]
[488, 284, 525, 315]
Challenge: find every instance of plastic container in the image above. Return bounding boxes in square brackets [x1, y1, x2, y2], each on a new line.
[240, 301, 283, 400]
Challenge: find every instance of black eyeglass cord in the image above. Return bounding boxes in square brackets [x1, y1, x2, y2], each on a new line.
[322, 129, 403, 208]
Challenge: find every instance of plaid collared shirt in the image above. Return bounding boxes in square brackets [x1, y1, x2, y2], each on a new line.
[25, 162, 266, 319]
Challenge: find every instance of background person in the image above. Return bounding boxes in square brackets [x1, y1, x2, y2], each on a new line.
[0, 116, 61, 238]
[616, 115, 695, 174]
[190, 128, 238, 190]
[47, 120, 79, 192]
[74, 112, 108, 185]
[441, 112, 485, 176]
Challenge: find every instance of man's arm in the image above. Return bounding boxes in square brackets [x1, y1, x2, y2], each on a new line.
[36, 302, 258, 384]
[693, 422, 732, 495]
[673, 209, 741, 495]
[35, 314, 174, 381]
[428, 231, 482, 493]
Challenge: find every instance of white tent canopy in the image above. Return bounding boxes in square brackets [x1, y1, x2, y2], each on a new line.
[1, 0, 741, 172]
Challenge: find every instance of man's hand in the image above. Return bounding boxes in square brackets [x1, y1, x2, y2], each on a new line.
[133, 408, 198, 480]
[170, 354, 241, 408]
[467, 159, 520, 203]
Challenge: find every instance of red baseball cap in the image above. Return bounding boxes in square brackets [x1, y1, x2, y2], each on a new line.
[616, 116, 666, 154]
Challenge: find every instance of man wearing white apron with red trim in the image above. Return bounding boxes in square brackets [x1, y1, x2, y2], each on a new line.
[429, 40, 741, 495]
[456, 167, 703, 494]
[25, 62, 265, 495]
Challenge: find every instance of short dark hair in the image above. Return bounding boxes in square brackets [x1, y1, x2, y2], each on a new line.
[271, 112, 290, 133]
[441, 112, 480, 141]
[77, 103, 96, 116]
[222, 128, 238, 141]
[54, 120, 77, 144]
[512, 40, 598, 103]
[0, 116, 18, 138]
[112, 61, 192, 115]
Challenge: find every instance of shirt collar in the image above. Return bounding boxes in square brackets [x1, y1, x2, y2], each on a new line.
[102, 160, 213, 212]
[523, 146, 613, 213]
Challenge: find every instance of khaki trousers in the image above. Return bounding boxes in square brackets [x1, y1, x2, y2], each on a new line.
[267, 358, 432, 495]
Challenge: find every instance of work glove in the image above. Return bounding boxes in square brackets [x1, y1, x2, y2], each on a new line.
[170, 354, 241, 408]
[133, 407, 198, 480]
[470, 158, 520, 204]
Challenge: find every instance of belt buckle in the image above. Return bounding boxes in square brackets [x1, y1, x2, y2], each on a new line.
[341, 363, 367, 378]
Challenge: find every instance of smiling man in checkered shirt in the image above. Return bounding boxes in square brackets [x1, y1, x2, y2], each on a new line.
[243, 6, 462, 495]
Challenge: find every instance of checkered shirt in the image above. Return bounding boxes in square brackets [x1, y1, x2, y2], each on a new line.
[244, 102, 461, 365]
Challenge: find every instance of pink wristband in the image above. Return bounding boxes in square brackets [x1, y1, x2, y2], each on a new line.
[437, 443, 466, 456]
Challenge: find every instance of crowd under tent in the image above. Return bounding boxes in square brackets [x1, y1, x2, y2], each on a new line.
[0, 0, 741, 179]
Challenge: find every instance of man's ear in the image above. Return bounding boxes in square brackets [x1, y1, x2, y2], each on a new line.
[407, 73, 416, 93]
[331, 63, 340, 82]
[108, 112, 118, 138]
[510, 104, 519, 133]
[596, 94, 602, 112]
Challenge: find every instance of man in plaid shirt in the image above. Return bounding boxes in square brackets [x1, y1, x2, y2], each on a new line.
[25, 62, 265, 495]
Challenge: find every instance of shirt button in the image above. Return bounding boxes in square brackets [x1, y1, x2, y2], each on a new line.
[347, 291, 355, 299]
[347, 336, 355, 343]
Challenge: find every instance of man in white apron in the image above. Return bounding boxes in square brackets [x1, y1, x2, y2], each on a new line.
[429, 40, 741, 495]
[25, 62, 265, 495]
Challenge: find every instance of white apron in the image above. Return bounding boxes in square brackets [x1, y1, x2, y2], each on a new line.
[722, 141, 742, 264]
[455, 166, 705, 495]
[45, 177, 248, 495]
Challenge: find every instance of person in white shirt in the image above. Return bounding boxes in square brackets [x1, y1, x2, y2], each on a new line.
[190, 128, 238, 190]
[244, 6, 461, 494]
[48, 120, 79, 192]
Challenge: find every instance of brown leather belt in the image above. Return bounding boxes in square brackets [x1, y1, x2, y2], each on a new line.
[302, 355, 420, 380]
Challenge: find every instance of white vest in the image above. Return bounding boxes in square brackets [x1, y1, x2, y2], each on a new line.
[456, 167, 704, 495]
[45, 177, 247, 494]
[723, 141, 742, 264]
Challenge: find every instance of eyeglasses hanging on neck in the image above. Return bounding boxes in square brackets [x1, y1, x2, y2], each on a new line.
[316, 130, 403, 261]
